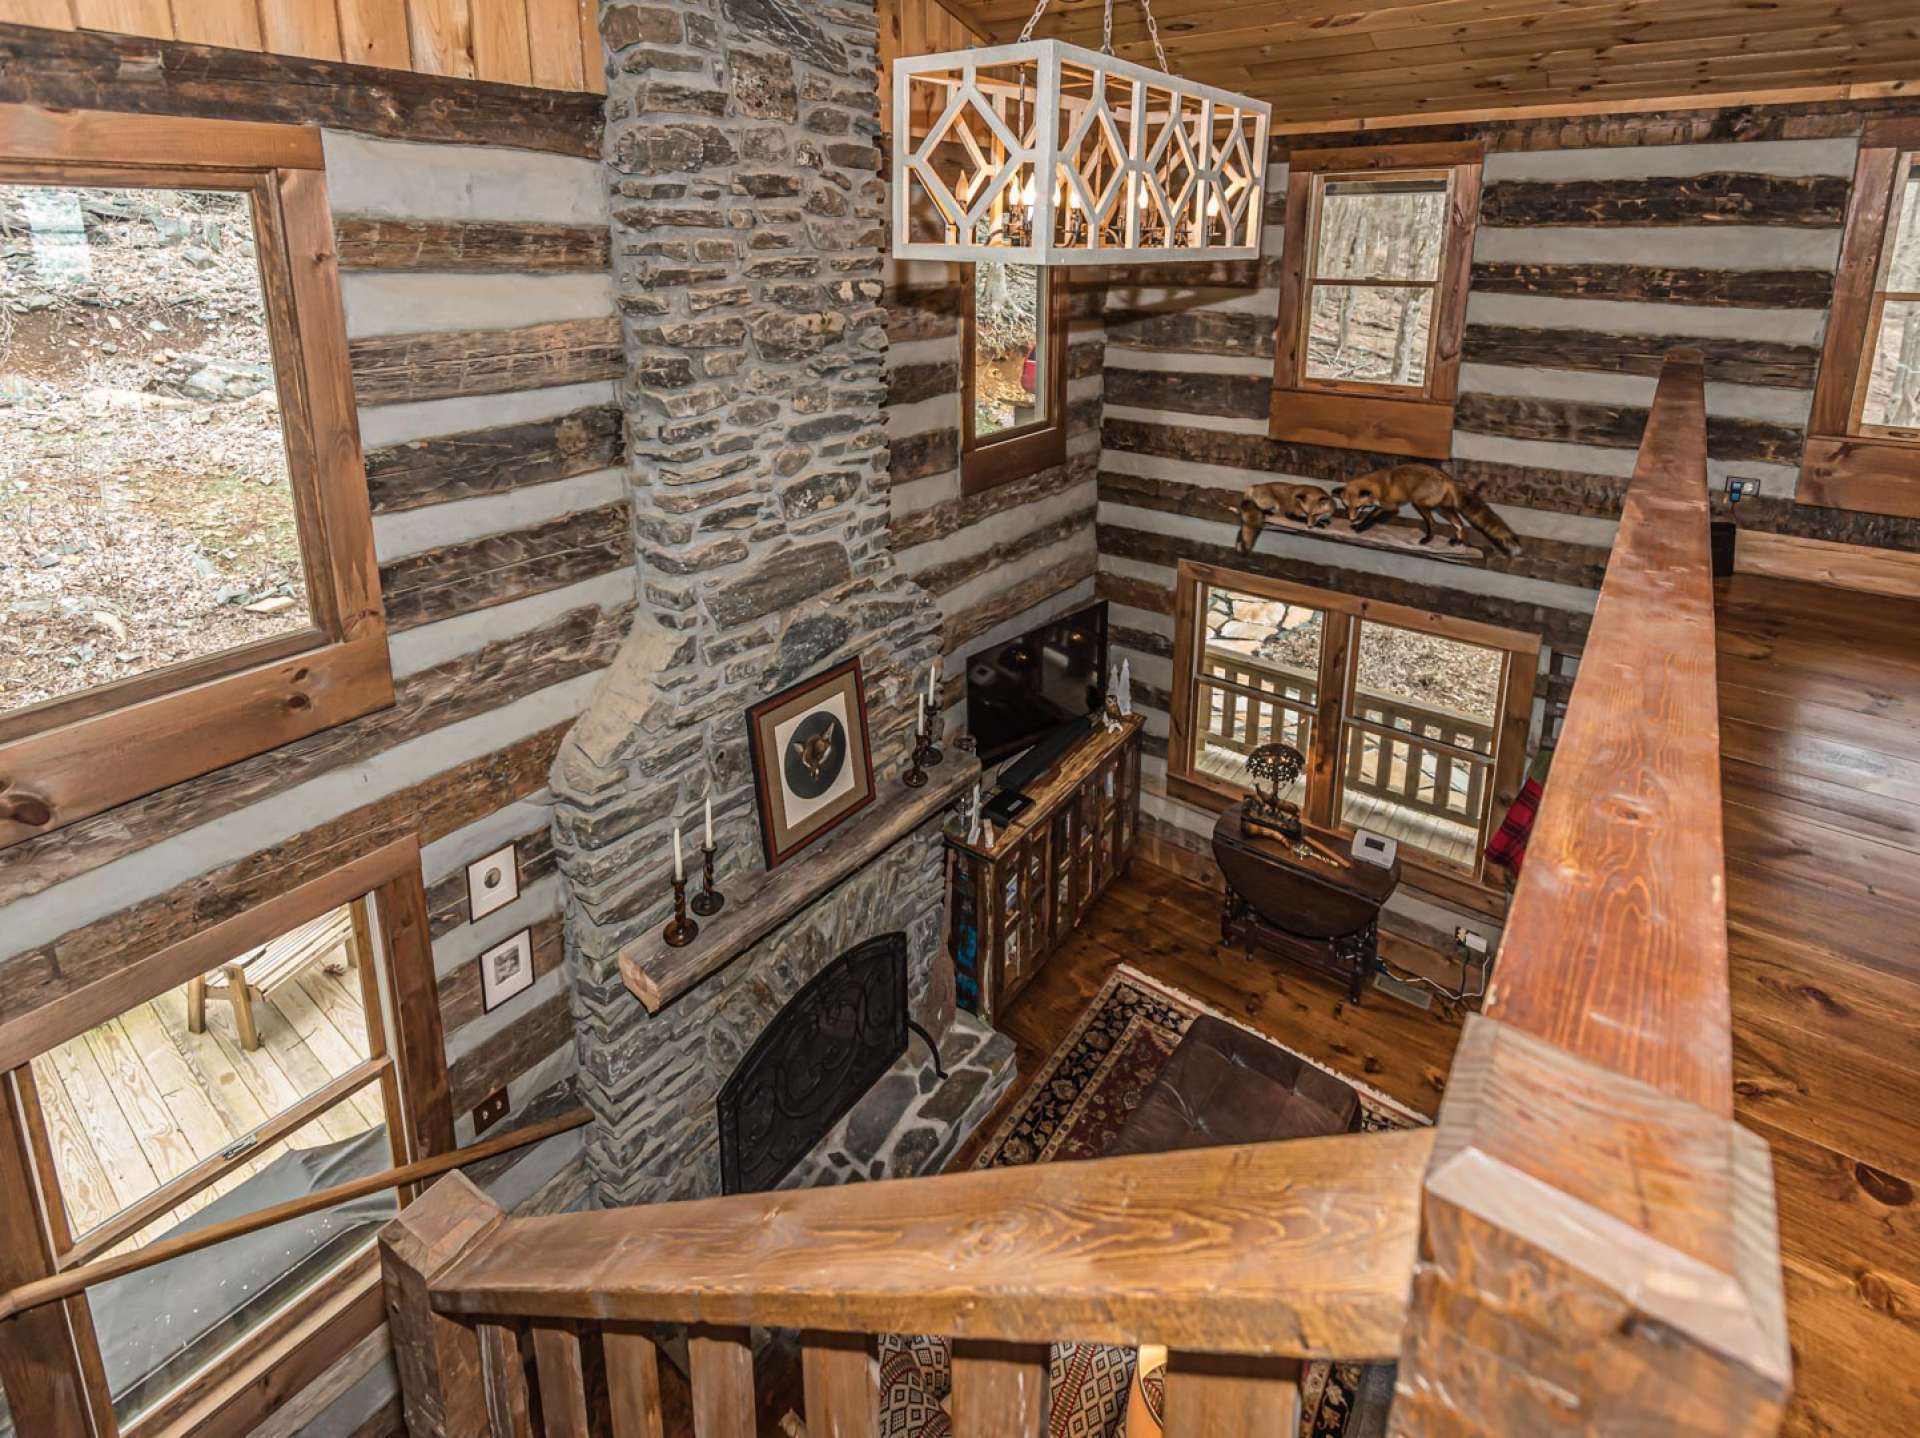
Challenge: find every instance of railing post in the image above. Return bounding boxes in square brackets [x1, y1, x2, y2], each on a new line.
[378, 1170, 505, 1438]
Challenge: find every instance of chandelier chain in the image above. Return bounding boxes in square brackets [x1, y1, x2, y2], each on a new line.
[1015, 0, 1175, 72]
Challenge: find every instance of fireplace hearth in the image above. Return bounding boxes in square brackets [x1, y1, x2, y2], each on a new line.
[718, 933, 944, 1194]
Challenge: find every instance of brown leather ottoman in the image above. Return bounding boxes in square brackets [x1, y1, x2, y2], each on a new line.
[1107, 1015, 1361, 1157]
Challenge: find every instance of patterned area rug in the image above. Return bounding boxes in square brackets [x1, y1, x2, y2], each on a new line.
[971, 964, 1428, 1438]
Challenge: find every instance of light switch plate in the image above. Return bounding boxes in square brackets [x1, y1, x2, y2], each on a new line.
[466, 842, 520, 921]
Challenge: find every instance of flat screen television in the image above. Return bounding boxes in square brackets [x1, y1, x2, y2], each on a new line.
[965, 600, 1109, 766]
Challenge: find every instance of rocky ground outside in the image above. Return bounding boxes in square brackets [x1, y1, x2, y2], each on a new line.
[1, 184, 310, 716]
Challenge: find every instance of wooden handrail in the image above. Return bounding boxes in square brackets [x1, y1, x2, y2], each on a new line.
[1481, 349, 1731, 1113]
[1392, 351, 1790, 1436]
[418, 1127, 1433, 1357]
[0, 1108, 591, 1322]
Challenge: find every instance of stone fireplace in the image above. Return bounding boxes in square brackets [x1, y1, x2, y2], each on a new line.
[547, 0, 1011, 1210]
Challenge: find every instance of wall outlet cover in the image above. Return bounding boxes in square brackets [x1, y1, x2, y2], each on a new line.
[473, 1087, 510, 1136]
[466, 842, 521, 921]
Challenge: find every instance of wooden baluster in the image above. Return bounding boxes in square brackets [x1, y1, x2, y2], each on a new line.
[604, 1323, 667, 1438]
[531, 1320, 594, 1438]
[1163, 1352, 1301, 1436]
[801, 1330, 879, 1438]
[476, 1320, 536, 1438]
[952, 1339, 1049, 1438]
[688, 1323, 755, 1437]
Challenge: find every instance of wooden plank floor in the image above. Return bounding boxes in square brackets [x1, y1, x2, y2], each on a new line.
[1715, 572, 1920, 1437]
[31, 947, 380, 1254]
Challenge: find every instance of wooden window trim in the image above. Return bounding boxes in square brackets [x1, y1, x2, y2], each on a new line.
[1270, 140, 1483, 461]
[1801, 116, 1920, 518]
[0, 837, 450, 1438]
[0, 106, 393, 851]
[961, 262, 1070, 495]
[1167, 559, 1535, 902]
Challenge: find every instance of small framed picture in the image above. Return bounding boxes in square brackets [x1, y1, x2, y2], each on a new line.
[478, 929, 535, 1013]
[745, 657, 875, 868]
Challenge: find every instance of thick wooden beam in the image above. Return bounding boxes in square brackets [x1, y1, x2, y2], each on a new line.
[1392, 1019, 1790, 1435]
[377, 1171, 504, 1438]
[365, 405, 624, 514]
[336, 219, 612, 273]
[348, 318, 624, 406]
[379, 502, 632, 631]
[0, 22, 603, 157]
[424, 1127, 1435, 1358]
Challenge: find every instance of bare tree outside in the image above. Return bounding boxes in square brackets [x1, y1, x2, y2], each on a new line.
[972, 259, 1045, 436]
[1862, 165, 1920, 433]
[0, 184, 310, 717]
[1303, 176, 1447, 388]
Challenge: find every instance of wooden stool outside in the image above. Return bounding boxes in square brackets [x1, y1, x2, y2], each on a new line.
[187, 906, 357, 1050]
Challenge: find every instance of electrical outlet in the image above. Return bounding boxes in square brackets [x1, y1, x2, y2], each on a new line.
[472, 1087, 510, 1136]
[1454, 925, 1490, 957]
[1726, 476, 1762, 502]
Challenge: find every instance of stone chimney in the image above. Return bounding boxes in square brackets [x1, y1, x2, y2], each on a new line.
[549, 0, 961, 1207]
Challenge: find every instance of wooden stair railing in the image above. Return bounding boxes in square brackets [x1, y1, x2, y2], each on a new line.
[1389, 351, 1792, 1434]
[380, 353, 1787, 1438]
[379, 1126, 1435, 1436]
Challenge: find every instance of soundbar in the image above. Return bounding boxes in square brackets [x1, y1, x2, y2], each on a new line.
[983, 714, 1099, 827]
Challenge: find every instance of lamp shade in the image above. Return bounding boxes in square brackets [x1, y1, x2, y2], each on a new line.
[892, 38, 1271, 266]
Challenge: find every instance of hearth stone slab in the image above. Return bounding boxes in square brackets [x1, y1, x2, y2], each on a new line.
[782, 1012, 1015, 1190]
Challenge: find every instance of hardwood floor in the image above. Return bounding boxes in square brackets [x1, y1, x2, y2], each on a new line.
[1717, 572, 1920, 1438]
[964, 571, 1920, 1434]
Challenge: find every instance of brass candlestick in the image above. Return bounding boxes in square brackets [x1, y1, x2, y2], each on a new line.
[662, 872, 698, 947]
[691, 843, 724, 917]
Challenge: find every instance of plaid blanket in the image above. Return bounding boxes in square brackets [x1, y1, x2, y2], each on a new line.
[1485, 773, 1543, 875]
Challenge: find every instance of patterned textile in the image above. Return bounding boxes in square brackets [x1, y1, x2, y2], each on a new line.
[873, 1333, 1131, 1438]
[968, 965, 1428, 1437]
[1484, 773, 1543, 876]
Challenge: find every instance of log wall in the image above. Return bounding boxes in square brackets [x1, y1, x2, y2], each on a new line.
[0, 123, 617, 1437]
[1097, 102, 1920, 956]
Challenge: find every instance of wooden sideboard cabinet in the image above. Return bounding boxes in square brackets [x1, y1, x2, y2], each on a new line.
[948, 715, 1143, 1022]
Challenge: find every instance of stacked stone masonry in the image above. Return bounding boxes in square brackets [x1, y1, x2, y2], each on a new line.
[553, 0, 957, 1208]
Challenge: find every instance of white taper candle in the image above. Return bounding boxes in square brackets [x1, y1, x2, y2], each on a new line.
[916, 692, 926, 735]
[673, 826, 683, 881]
[704, 794, 713, 848]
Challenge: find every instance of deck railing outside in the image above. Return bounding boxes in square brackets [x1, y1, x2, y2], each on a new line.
[376, 352, 1786, 1438]
[1199, 646, 1491, 827]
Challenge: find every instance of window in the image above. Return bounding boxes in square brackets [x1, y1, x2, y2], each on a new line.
[1804, 118, 1920, 517]
[962, 259, 1067, 493]
[1170, 560, 1537, 888]
[1270, 142, 1482, 460]
[0, 842, 448, 1438]
[0, 108, 391, 850]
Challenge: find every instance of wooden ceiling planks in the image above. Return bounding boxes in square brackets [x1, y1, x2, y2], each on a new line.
[935, 0, 1920, 126]
[0, 0, 605, 93]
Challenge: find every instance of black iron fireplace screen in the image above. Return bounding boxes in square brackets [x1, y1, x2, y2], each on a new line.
[717, 931, 930, 1195]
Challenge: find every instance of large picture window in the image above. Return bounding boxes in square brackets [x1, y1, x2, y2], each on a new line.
[1270, 141, 1482, 460]
[1170, 560, 1536, 891]
[1804, 117, 1920, 517]
[962, 259, 1068, 494]
[0, 107, 391, 850]
[0, 842, 449, 1438]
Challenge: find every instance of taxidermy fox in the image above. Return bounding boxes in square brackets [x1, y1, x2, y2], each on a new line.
[1236, 482, 1338, 553]
[1339, 464, 1521, 557]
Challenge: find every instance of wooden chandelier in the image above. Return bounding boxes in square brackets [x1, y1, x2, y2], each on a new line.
[891, 37, 1271, 266]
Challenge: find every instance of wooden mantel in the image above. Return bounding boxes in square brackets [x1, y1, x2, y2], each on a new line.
[619, 758, 979, 1013]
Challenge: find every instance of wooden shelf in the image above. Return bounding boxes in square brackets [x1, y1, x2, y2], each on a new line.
[1254, 513, 1489, 566]
[619, 758, 981, 1013]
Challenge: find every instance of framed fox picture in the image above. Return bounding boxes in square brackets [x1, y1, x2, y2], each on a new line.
[746, 657, 876, 868]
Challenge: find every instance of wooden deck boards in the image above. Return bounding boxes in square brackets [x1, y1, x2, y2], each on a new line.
[966, 570, 1920, 1432]
[30, 938, 378, 1254]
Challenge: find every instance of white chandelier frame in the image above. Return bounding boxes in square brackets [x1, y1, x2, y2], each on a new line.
[891, 37, 1271, 267]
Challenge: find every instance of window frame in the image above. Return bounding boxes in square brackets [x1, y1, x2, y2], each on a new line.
[0, 838, 450, 1438]
[960, 259, 1070, 495]
[0, 106, 393, 852]
[1270, 140, 1483, 461]
[1167, 558, 1537, 902]
[1803, 116, 1920, 518]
